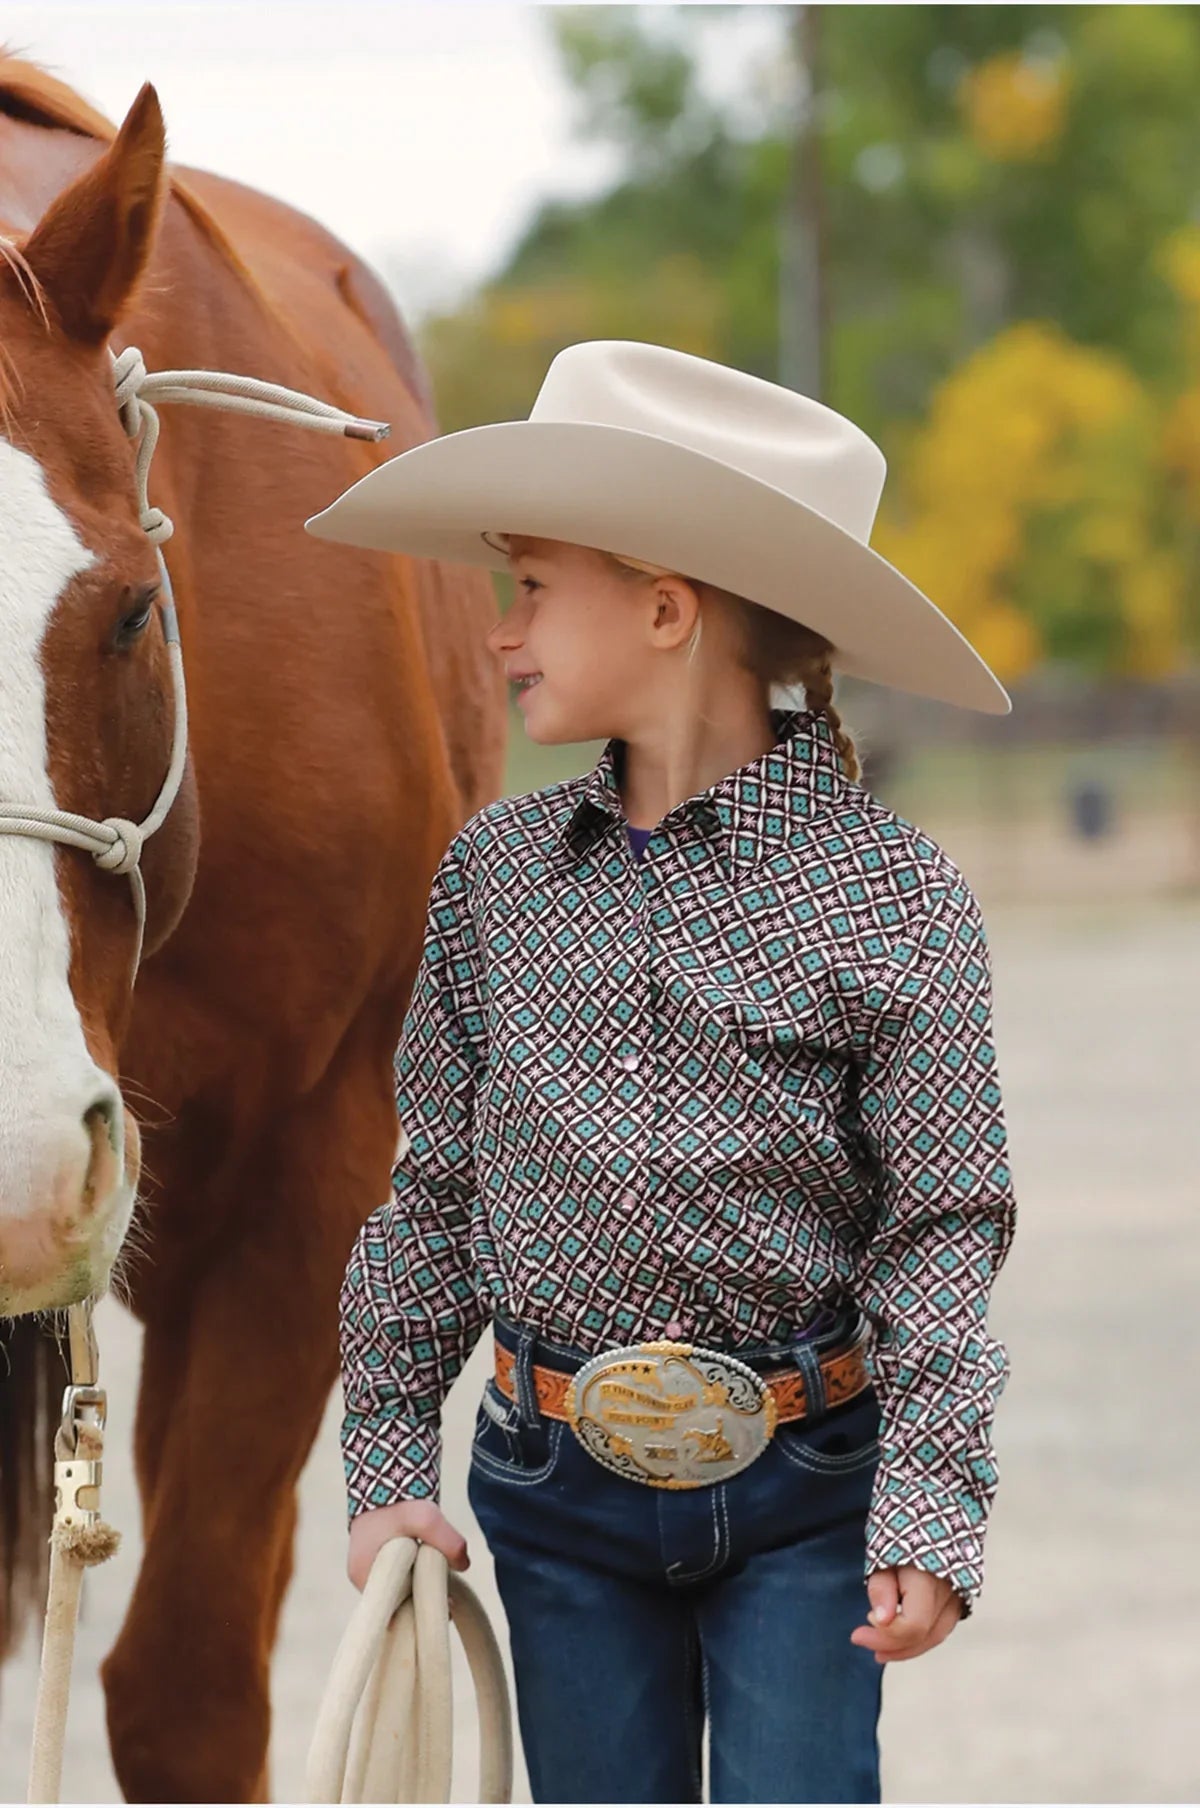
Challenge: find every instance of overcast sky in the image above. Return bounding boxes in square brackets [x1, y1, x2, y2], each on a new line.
[6, 2, 782, 321]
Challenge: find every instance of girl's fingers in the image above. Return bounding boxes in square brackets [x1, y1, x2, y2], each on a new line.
[864, 1566, 900, 1623]
[348, 1508, 471, 1588]
[929, 1593, 963, 1643]
[426, 1526, 471, 1570]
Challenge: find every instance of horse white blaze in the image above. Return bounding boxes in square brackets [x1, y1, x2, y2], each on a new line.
[0, 439, 133, 1313]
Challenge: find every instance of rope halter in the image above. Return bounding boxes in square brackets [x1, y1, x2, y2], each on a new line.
[0, 348, 388, 982]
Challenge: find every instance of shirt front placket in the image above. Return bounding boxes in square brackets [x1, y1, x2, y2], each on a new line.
[612, 794, 727, 1344]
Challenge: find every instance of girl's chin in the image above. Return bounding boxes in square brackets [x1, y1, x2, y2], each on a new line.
[520, 705, 576, 747]
[515, 685, 595, 746]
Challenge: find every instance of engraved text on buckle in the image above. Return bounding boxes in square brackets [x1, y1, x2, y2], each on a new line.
[563, 1340, 778, 1489]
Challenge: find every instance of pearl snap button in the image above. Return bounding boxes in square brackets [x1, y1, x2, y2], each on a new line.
[622, 1191, 638, 1210]
[663, 1319, 685, 1339]
[619, 1051, 640, 1071]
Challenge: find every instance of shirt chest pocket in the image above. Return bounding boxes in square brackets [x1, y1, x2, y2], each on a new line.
[701, 976, 853, 1160]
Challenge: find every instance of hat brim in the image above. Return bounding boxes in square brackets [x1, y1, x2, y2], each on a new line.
[305, 420, 1010, 716]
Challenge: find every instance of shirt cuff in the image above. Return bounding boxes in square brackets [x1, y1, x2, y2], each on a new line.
[864, 1474, 986, 1619]
[341, 1403, 442, 1523]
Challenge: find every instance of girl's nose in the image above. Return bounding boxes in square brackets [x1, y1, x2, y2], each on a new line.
[486, 600, 524, 653]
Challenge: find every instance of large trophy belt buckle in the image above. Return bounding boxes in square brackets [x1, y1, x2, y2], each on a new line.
[562, 1339, 778, 1489]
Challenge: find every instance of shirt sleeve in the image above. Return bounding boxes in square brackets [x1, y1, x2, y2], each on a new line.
[338, 828, 490, 1522]
[852, 877, 1017, 1619]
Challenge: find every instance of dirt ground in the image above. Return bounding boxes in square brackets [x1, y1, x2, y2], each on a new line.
[1, 895, 1197, 1803]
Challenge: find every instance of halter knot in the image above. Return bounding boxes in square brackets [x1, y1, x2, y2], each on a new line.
[111, 346, 176, 545]
[111, 345, 149, 440]
[95, 818, 144, 876]
[138, 505, 173, 545]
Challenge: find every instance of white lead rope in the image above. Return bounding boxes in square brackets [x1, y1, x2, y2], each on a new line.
[27, 1306, 118, 1805]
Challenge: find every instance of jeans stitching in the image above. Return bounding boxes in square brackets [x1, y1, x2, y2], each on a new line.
[474, 1404, 521, 1465]
[670, 1483, 727, 1584]
[789, 1339, 829, 1427]
[481, 1379, 520, 1428]
[470, 1418, 564, 1485]
[774, 1431, 881, 1474]
[514, 1330, 539, 1423]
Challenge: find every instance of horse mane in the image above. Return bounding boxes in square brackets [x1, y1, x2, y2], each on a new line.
[0, 50, 278, 344]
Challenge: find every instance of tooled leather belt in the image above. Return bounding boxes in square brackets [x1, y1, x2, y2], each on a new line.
[494, 1327, 871, 1428]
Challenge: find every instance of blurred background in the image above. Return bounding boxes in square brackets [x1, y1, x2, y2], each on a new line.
[2, 4, 1197, 1803]
[427, 0, 1200, 909]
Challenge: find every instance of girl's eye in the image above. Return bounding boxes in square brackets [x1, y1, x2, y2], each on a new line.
[519, 577, 542, 595]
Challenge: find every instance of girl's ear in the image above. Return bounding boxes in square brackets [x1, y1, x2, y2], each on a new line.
[650, 574, 700, 639]
[22, 82, 167, 345]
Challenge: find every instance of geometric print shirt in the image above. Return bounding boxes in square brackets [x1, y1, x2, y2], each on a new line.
[339, 705, 1018, 1617]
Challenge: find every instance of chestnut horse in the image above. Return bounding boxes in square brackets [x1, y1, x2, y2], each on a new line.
[0, 60, 506, 1799]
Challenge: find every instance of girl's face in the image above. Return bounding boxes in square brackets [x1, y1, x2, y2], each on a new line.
[485, 535, 683, 746]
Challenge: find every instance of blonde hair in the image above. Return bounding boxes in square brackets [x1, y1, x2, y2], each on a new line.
[602, 550, 862, 784]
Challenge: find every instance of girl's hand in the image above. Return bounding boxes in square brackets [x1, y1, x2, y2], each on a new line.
[849, 1564, 964, 1662]
[347, 1498, 471, 1592]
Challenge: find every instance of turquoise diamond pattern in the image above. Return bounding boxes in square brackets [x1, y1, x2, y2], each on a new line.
[338, 707, 1017, 1616]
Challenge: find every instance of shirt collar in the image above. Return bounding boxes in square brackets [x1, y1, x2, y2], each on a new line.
[553, 705, 849, 878]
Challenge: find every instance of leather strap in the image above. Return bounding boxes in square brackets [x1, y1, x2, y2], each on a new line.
[494, 1330, 871, 1427]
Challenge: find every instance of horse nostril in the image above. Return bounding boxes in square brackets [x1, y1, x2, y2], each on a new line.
[84, 1092, 120, 1151]
[82, 1090, 122, 1211]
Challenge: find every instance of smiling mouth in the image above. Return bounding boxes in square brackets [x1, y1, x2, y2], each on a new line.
[514, 674, 543, 692]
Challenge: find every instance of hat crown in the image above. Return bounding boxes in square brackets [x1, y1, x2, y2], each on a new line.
[529, 340, 887, 544]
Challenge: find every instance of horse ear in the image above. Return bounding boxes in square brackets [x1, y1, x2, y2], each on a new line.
[22, 83, 167, 344]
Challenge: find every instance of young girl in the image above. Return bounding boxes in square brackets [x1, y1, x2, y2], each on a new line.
[306, 341, 1018, 1805]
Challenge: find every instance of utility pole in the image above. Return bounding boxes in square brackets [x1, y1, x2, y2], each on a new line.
[778, 3, 826, 400]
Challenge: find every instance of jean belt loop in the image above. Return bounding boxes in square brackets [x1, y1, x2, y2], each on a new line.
[788, 1336, 829, 1430]
[513, 1325, 541, 1428]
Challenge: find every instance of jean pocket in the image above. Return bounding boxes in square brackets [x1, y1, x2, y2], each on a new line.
[469, 1378, 566, 1485]
[771, 1383, 882, 1475]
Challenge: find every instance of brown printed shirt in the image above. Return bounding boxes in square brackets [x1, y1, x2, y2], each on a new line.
[339, 706, 1018, 1616]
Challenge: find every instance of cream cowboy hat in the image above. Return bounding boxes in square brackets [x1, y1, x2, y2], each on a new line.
[306, 339, 1010, 715]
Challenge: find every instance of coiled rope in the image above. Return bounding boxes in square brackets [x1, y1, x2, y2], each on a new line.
[306, 1537, 512, 1803]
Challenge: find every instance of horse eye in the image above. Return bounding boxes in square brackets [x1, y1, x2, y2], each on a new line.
[113, 584, 158, 648]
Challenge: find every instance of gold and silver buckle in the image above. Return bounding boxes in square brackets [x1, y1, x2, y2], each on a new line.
[563, 1339, 777, 1489]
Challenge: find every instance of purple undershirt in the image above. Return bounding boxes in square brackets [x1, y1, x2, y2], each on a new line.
[626, 823, 655, 860]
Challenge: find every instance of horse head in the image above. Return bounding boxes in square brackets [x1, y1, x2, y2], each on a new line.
[0, 84, 199, 1314]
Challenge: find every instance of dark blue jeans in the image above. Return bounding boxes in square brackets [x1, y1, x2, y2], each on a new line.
[466, 1305, 885, 1804]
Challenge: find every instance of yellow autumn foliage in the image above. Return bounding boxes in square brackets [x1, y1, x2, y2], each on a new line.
[1155, 229, 1200, 531]
[873, 320, 1183, 679]
[1120, 555, 1187, 679]
[968, 600, 1043, 681]
[958, 52, 1070, 161]
[1158, 224, 1200, 308]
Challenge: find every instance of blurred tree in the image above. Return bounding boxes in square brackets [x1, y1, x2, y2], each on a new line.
[415, 3, 1200, 678]
[873, 320, 1186, 681]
